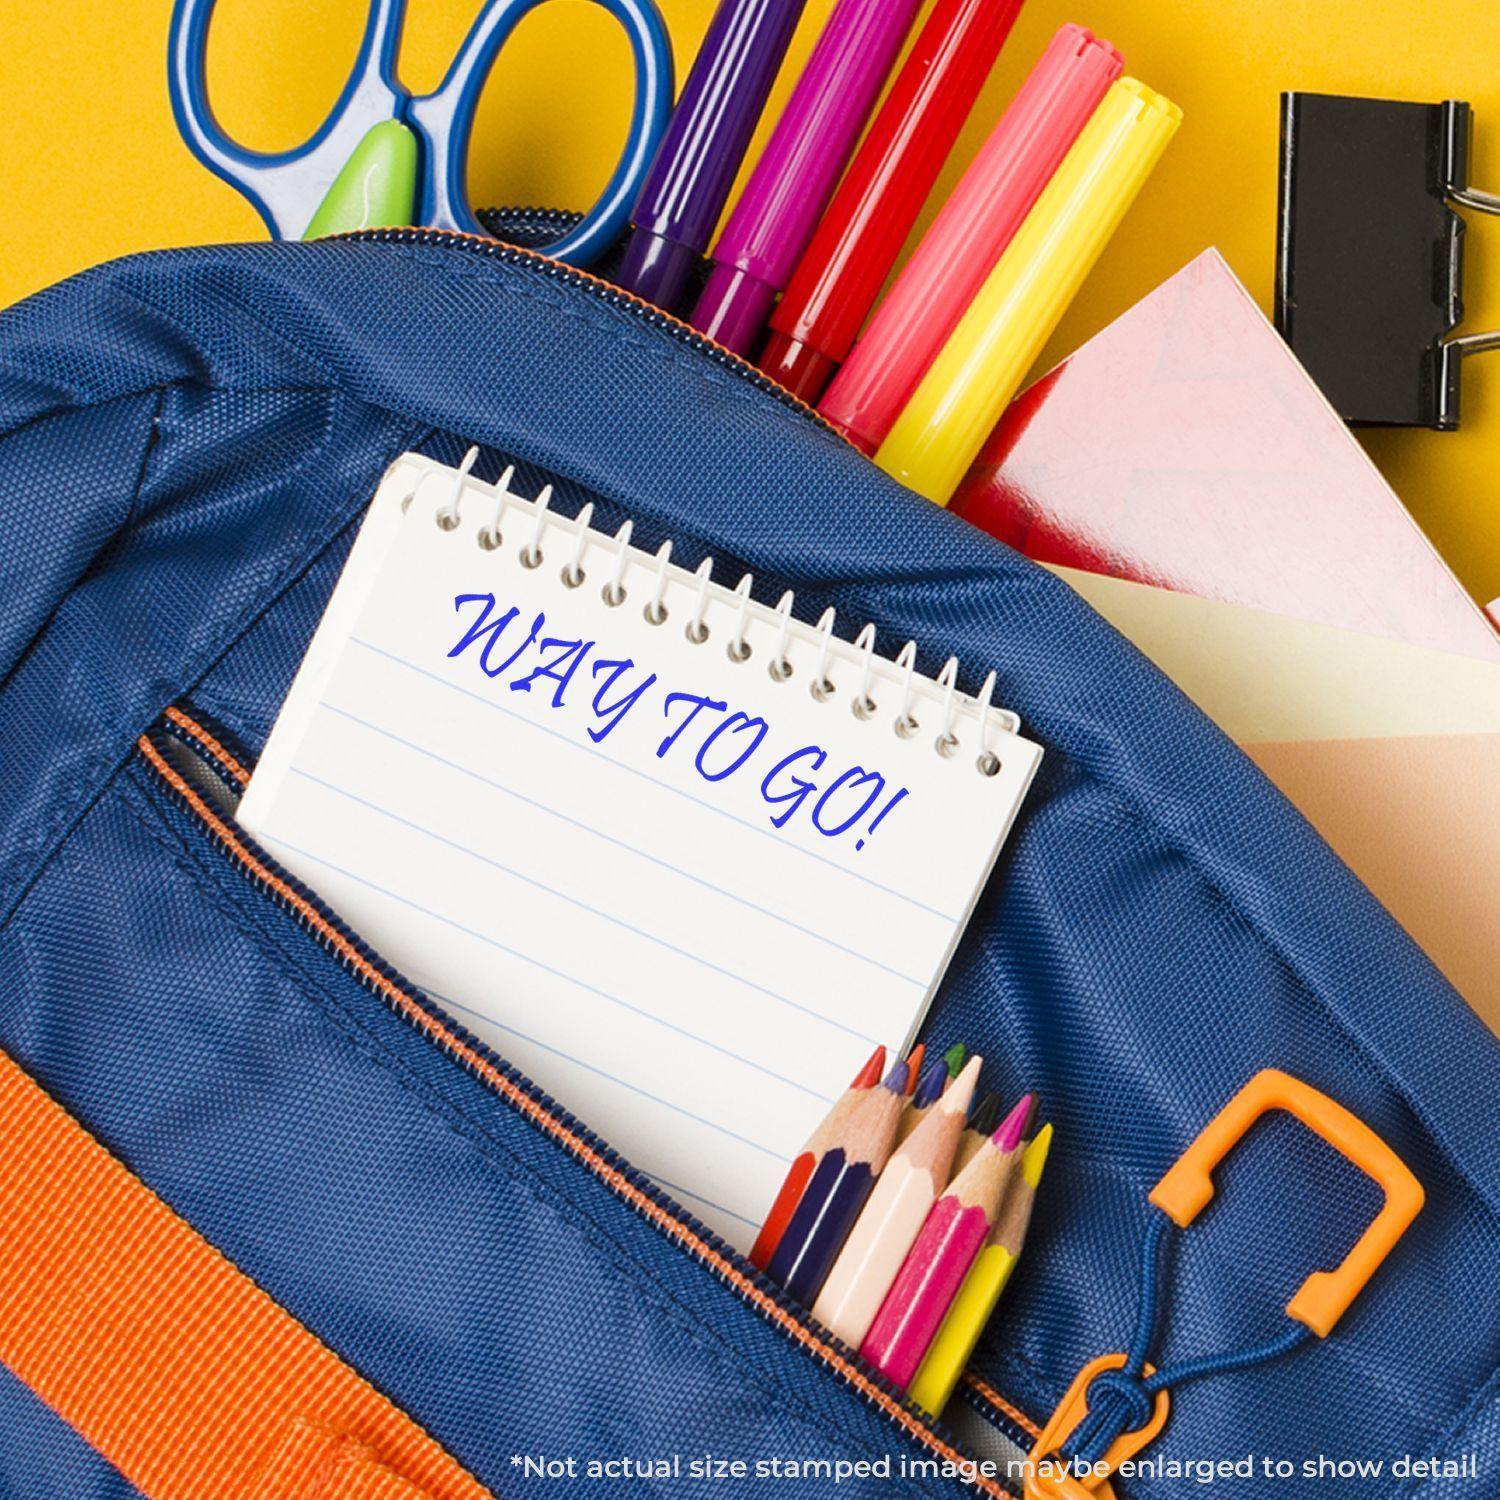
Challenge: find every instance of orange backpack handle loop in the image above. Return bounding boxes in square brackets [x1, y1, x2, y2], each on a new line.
[1150, 1068, 1424, 1336]
[0, 1047, 491, 1500]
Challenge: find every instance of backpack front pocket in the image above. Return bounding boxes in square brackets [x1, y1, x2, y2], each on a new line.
[88, 704, 1044, 1497]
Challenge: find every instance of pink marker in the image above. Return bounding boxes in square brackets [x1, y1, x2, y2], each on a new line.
[859, 1094, 1033, 1387]
[819, 24, 1122, 452]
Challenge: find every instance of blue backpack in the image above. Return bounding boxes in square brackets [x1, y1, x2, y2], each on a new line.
[1, 231, 1495, 1498]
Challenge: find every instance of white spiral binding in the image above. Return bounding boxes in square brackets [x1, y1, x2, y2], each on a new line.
[411, 451, 1024, 776]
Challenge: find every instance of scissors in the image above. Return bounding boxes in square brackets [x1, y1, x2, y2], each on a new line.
[168, 0, 674, 267]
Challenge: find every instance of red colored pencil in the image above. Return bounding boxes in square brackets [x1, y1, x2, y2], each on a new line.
[767, 1057, 910, 1305]
[860, 1093, 1032, 1386]
[749, 1045, 885, 1268]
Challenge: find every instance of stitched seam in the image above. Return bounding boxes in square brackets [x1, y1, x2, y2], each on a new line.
[117, 760, 981, 1500]
[1399, 1363, 1500, 1499]
[0, 376, 381, 451]
[0, 386, 168, 703]
[357, 236, 842, 434]
[0, 382, 169, 451]
[322, 247, 1500, 1215]
[134, 730, 1027, 1495]
[172, 703, 1487, 1457]
[2, 255, 1484, 1228]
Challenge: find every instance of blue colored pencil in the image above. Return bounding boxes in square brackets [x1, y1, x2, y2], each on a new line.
[766, 1057, 909, 1305]
[894, 1057, 951, 1145]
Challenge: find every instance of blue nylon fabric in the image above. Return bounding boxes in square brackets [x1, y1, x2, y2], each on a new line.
[0, 1367, 143, 1499]
[0, 237, 1495, 1497]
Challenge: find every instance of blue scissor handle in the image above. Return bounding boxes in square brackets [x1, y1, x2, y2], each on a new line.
[408, 0, 673, 265]
[169, 0, 673, 266]
[168, 0, 407, 241]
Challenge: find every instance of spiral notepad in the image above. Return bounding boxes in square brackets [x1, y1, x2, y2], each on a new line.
[241, 453, 1042, 1247]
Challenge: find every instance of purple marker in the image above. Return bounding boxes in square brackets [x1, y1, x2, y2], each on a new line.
[618, 0, 809, 312]
[689, 0, 925, 354]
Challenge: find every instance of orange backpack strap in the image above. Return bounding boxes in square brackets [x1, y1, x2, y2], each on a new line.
[0, 1047, 493, 1500]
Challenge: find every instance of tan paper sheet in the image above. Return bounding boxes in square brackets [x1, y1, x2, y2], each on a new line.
[1049, 565, 1500, 1023]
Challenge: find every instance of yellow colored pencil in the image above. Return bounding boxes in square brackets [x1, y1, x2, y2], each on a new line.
[907, 1122, 1053, 1417]
[875, 79, 1181, 505]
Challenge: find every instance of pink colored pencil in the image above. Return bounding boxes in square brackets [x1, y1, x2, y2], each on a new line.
[812, 1056, 982, 1350]
[859, 1093, 1033, 1386]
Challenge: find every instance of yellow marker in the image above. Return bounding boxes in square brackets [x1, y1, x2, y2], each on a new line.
[875, 80, 1182, 505]
[908, 1123, 1053, 1418]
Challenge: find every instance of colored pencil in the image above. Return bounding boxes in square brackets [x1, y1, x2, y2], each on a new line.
[895, 1057, 950, 1144]
[765, 1058, 909, 1305]
[909, 1122, 1053, 1416]
[813, 1056, 981, 1349]
[903, 1043, 926, 1096]
[943, 1042, 967, 1078]
[749, 1044, 886, 1269]
[859, 1093, 1033, 1386]
[951, 1089, 1001, 1175]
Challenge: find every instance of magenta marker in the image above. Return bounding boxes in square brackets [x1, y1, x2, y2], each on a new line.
[689, 0, 926, 354]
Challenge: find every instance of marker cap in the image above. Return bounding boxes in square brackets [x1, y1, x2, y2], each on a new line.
[759, 330, 839, 402]
[692, 264, 780, 355]
[617, 229, 702, 314]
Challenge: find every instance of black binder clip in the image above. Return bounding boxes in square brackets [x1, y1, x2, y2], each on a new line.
[1276, 92, 1500, 429]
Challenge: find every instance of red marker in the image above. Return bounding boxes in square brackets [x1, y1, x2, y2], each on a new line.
[758, 0, 1027, 402]
[819, 23, 1123, 452]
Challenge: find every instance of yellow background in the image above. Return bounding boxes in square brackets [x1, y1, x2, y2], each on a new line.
[4, 0, 1499, 607]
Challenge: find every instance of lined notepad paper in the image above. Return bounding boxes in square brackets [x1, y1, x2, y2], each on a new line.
[241, 455, 1041, 1247]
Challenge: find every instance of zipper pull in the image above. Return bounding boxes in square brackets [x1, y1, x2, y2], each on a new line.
[1024, 1354, 1169, 1499]
[1024, 1069, 1424, 1496]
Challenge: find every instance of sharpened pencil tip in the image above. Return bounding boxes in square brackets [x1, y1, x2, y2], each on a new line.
[850, 1045, 887, 1090]
[912, 1059, 948, 1108]
[1021, 1122, 1053, 1186]
[942, 1042, 967, 1077]
[994, 1093, 1034, 1152]
[967, 1090, 1001, 1137]
[883, 1058, 911, 1095]
[940, 1055, 983, 1115]
[902, 1044, 925, 1095]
